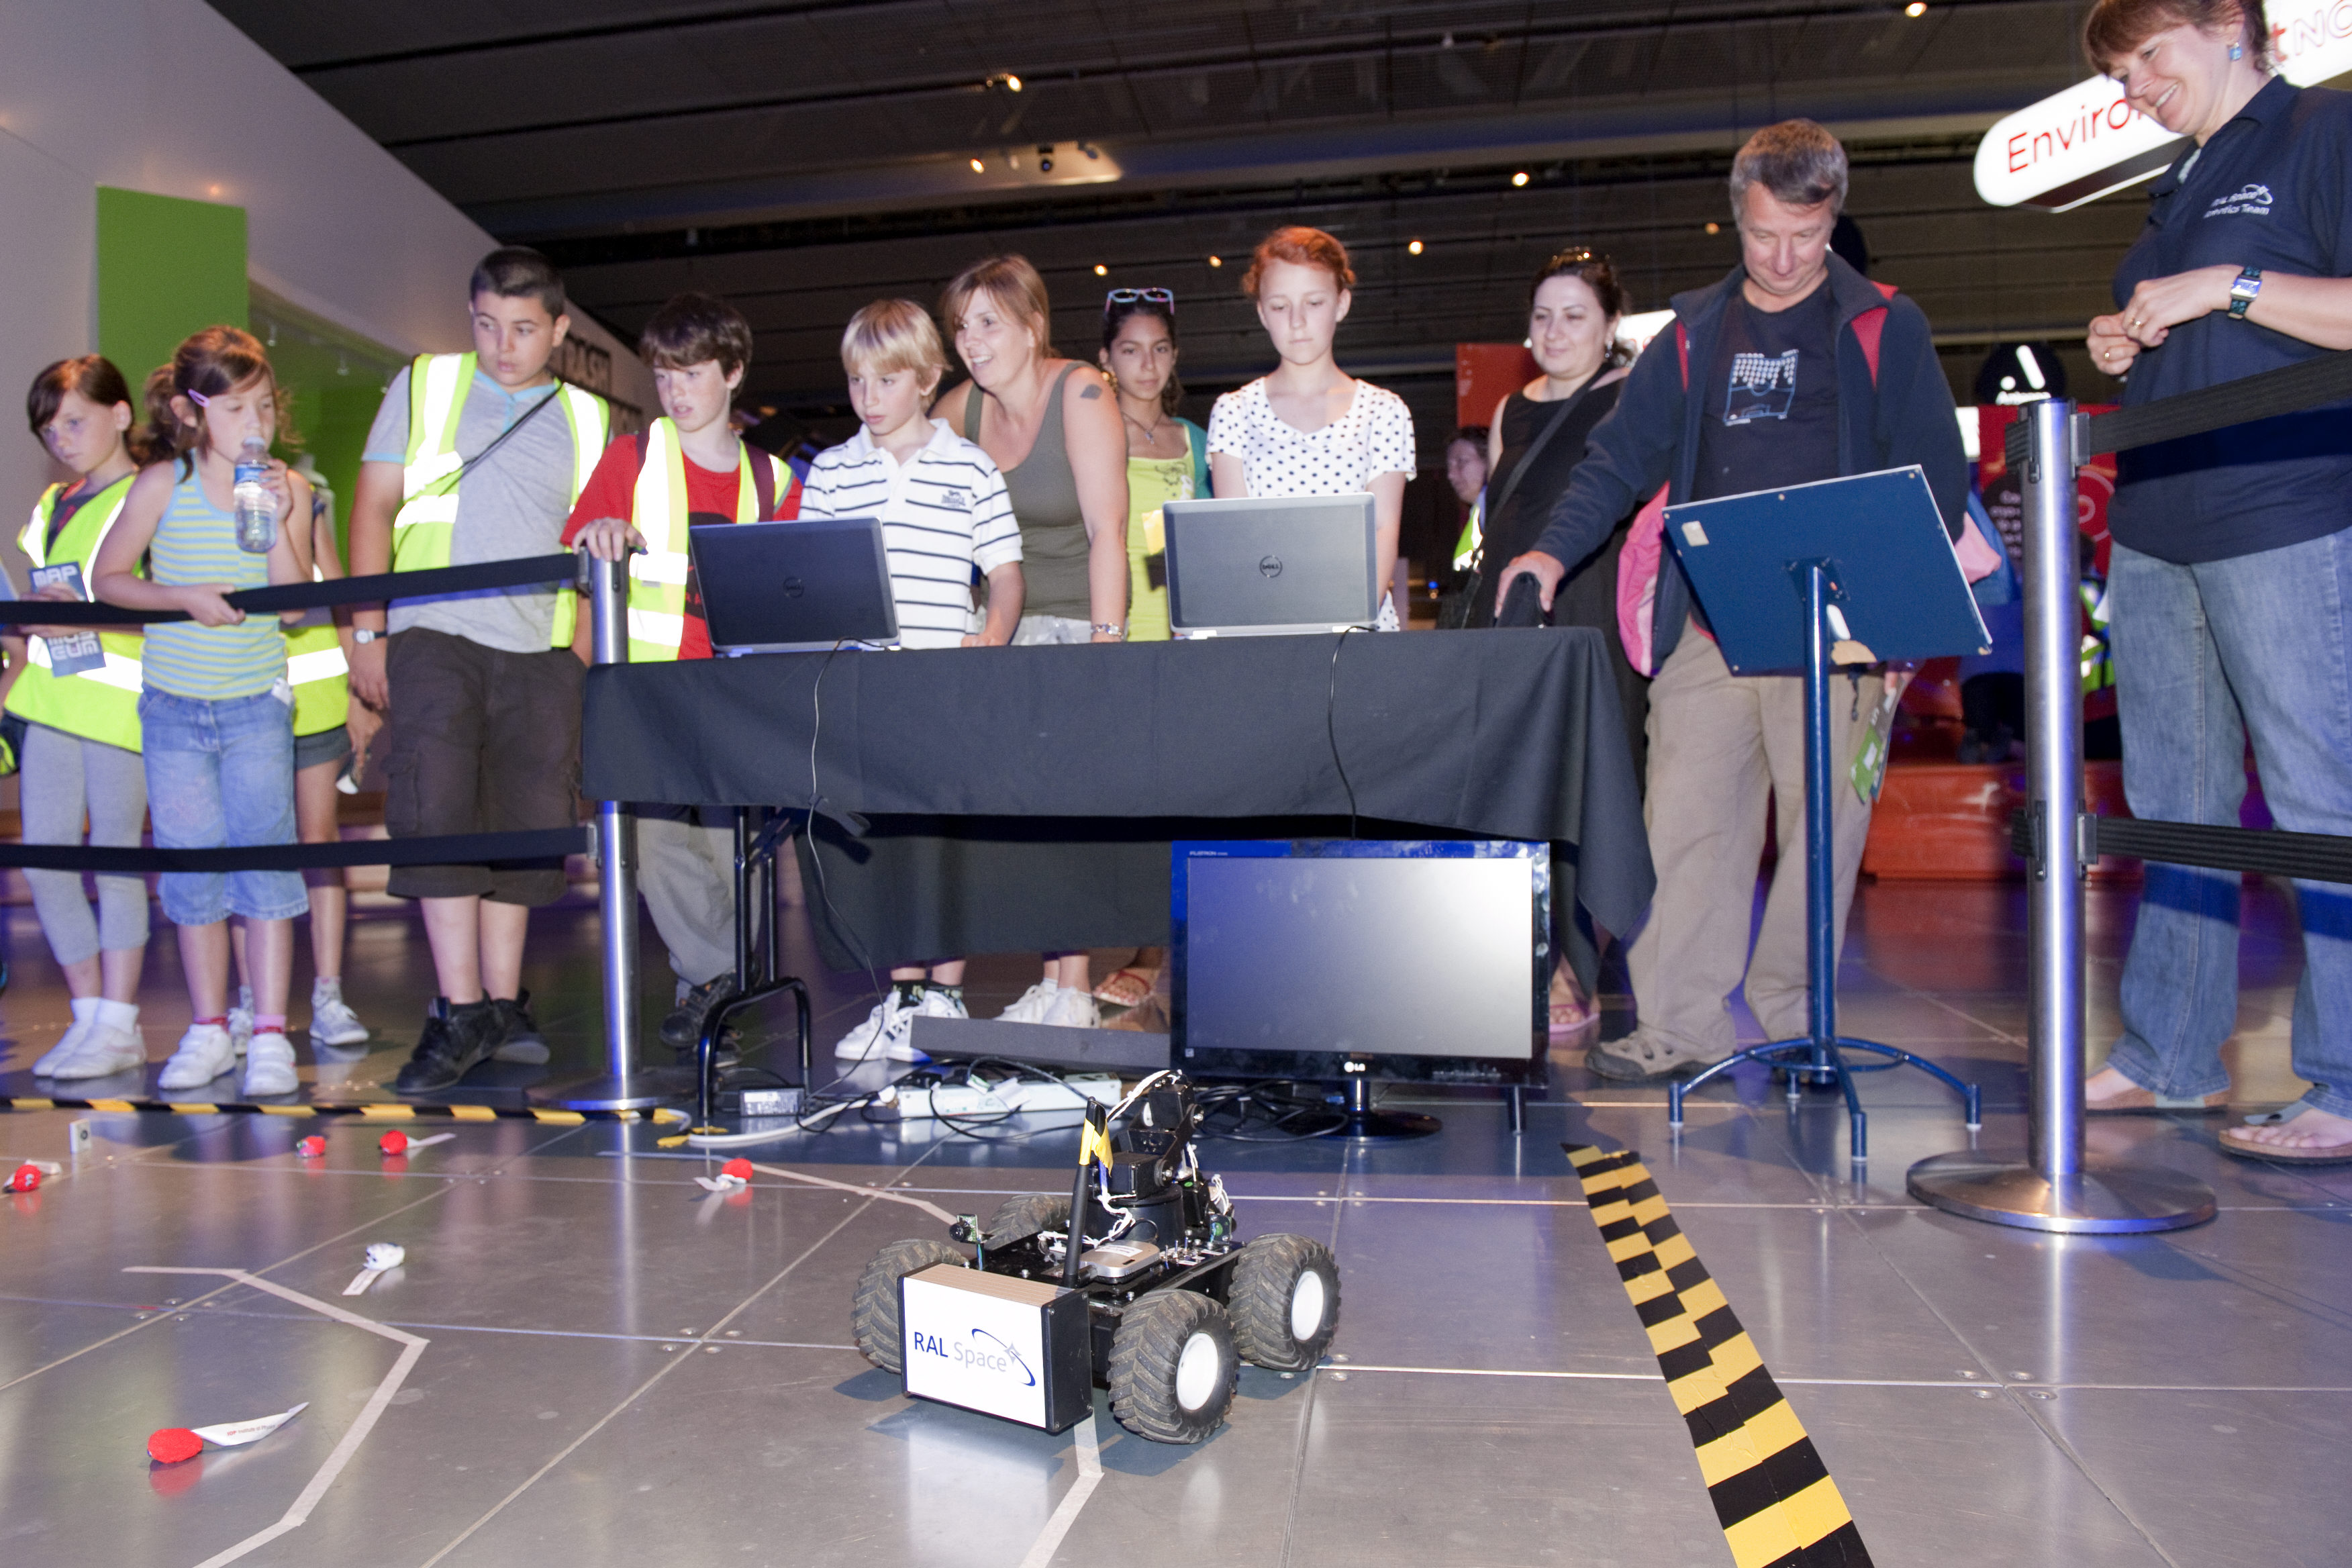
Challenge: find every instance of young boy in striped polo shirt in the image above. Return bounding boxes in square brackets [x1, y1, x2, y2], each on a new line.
[803, 299, 1024, 1062]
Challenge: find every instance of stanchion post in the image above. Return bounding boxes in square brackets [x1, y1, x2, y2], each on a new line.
[534, 555, 681, 1112]
[1906, 398, 2213, 1231]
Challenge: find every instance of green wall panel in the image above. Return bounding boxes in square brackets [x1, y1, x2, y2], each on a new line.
[95, 187, 248, 395]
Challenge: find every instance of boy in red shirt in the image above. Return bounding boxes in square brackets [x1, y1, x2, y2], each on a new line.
[566, 292, 801, 1053]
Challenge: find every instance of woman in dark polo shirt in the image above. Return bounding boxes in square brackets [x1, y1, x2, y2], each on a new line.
[2079, 0, 2352, 1160]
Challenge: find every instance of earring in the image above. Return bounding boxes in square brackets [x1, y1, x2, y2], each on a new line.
[2228, 42, 2244, 58]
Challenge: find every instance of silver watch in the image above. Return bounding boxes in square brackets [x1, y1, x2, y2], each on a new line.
[352, 628, 383, 645]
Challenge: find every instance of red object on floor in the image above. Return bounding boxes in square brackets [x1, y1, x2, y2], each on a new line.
[5, 1163, 41, 1193]
[378, 1130, 409, 1156]
[720, 1157, 754, 1182]
[148, 1427, 203, 1465]
[295, 1136, 327, 1158]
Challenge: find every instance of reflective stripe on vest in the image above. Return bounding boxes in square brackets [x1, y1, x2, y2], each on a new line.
[389, 354, 611, 638]
[5, 477, 145, 750]
[621, 418, 785, 663]
[285, 621, 352, 736]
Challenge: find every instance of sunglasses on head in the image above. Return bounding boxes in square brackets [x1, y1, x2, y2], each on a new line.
[1104, 287, 1175, 313]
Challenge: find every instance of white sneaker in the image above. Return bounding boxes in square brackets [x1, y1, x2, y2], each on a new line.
[48, 1006, 146, 1080]
[891, 986, 968, 1063]
[836, 990, 918, 1062]
[228, 986, 254, 1058]
[999, 979, 1061, 1023]
[242, 1032, 299, 1097]
[307, 977, 369, 1047]
[1038, 987, 1100, 1029]
[158, 1024, 240, 1091]
[32, 997, 101, 1076]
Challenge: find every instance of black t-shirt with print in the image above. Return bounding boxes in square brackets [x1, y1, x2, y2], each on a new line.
[1691, 283, 1841, 504]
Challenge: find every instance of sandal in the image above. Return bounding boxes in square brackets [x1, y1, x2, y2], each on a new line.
[2220, 1116, 2352, 1165]
[1549, 994, 1596, 1036]
[1093, 967, 1157, 1009]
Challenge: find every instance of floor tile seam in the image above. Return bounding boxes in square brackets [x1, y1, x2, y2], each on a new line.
[45, 1300, 865, 1353]
[411, 1193, 890, 1568]
[1830, 1202, 2188, 1567]
[2149, 1231, 2352, 1332]
[1872, 971, 2028, 1046]
[1278, 1149, 1357, 1568]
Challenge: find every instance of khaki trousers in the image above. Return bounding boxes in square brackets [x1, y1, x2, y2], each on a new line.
[640, 811, 736, 987]
[1624, 625, 1876, 1060]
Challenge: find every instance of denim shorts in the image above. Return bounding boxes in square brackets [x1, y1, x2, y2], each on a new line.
[140, 687, 309, 926]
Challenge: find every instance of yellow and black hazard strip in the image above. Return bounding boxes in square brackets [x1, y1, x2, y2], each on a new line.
[0, 1093, 684, 1126]
[1567, 1144, 1871, 1568]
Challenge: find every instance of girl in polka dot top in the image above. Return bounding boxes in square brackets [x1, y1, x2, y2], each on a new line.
[1208, 226, 1416, 630]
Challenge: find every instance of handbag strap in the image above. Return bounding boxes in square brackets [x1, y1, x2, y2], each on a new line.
[1481, 377, 1601, 539]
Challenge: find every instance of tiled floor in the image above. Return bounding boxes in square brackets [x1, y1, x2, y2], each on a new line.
[0, 871, 2341, 1567]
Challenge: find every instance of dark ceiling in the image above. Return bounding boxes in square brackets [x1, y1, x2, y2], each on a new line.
[215, 0, 2143, 451]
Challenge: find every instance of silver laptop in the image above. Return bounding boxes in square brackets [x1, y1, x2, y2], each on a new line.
[1163, 494, 1379, 636]
[689, 518, 899, 652]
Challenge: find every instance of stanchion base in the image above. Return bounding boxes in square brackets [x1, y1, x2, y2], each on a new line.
[530, 1067, 693, 1113]
[1336, 1106, 1442, 1141]
[1906, 1150, 2216, 1234]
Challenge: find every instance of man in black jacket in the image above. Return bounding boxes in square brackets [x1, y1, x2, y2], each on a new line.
[1495, 119, 1966, 1083]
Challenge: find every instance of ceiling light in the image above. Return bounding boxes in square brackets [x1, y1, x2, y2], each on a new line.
[1905, 2, 1926, 14]
[970, 158, 985, 173]
[1208, 255, 1222, 267]
[1408, 239, 1424, 255]
[1094, 264, 1108, 276]
[1004, 73, 1022, 92]
[1705, 222, 1720, 235]
[1512, 171, 1530, 187]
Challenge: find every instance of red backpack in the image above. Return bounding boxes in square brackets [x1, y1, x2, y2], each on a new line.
[1614, 285, 2000, 673]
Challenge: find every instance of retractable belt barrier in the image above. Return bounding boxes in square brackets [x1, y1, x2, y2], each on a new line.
[2009, 810, 2352, 887]
[0, 553, 579, 627]
[2001, 347, 2352, 468]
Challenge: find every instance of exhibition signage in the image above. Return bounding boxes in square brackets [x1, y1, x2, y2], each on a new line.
[1974, 1, 2352, 210]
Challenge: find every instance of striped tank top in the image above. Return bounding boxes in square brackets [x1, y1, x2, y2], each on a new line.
[143, 467, 285, 699]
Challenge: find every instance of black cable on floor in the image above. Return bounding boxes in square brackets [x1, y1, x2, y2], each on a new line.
[1326, 627, 1360, 840]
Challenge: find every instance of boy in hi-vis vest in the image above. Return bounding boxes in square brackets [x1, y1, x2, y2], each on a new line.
[565, 293, 801, 1058]
[346, 249, 611, 1093]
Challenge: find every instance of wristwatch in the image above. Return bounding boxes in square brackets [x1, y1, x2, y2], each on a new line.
[1091, 623, 1127, 641]
[352, 628, 382, 645]
[2227, 266, 2263, 320]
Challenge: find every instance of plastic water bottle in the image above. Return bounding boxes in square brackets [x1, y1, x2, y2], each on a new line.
[232, 436, 277, 554]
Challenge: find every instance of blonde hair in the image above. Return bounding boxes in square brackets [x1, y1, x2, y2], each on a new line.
[939, 255, 1055, 358]
[842, 300, 948, 391]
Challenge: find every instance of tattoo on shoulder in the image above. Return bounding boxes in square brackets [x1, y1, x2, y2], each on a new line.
[1079, 383, 1101, 399]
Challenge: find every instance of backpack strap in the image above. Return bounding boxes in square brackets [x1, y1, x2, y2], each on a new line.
[1851, 281, 1900, 385]
[750, 449, 779, 520]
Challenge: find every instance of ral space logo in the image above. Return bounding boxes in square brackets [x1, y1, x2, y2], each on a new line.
[910, 1326, 1038, 1386]
[2205, 183, 2274, 219]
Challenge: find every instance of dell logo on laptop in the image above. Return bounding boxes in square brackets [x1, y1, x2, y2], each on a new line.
[1258, 555, 1283, 579]
[781, 577, 805, 597]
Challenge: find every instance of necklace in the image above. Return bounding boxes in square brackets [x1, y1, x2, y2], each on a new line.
[1122, 408, 1166, 447]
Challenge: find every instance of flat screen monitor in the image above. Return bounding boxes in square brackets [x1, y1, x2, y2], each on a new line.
[689, 518, 899, 652]
[1163, 494, 1379, 636]
[1171, 839, 1547, 1087]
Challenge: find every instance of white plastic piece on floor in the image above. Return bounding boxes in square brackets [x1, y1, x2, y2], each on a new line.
[344, 1242, 406, 1296]
[192, 1402, 309, 1447]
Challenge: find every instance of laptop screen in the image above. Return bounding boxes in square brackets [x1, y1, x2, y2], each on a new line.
[688, 519, 899, 652]
[1163, 494, 1379, 636]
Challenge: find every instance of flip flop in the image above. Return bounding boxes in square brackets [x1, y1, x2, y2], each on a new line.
[2219, 1120, 2352, 1165]
[1549, 995, 1596, 1036]
[1092, 967, 1157, 1008]
[2085, 1084, 2230, 1115]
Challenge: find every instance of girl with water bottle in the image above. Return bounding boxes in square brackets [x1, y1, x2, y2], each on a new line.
[93, 328, 315, 1097]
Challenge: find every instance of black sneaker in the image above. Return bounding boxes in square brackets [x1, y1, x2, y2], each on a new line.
[491, 990, 550, 1065]
[393, 997, 503, 1092]
[660, 976, 740, 1059]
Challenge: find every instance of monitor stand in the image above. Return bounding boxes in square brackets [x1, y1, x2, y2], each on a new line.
[1334, 1074, 1439, 1140]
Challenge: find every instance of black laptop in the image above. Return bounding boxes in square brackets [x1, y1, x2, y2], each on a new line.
[1163, 494, 1380, 636]
[688, 519, 899, 652]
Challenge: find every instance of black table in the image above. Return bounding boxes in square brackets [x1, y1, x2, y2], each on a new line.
[583, 630, 1652, 987]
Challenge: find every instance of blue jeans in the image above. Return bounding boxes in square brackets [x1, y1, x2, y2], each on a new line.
[140, 689, 309, 927]
[2106, 534, 2352, 1118]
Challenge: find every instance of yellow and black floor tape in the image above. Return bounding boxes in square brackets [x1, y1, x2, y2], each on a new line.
[0, 1093, 684, 1126]
[1567, 1143, 1871, 1568]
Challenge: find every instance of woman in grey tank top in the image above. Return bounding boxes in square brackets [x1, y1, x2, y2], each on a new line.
[930, 255, 1131, 1026]
[933, 256, 1128, 646]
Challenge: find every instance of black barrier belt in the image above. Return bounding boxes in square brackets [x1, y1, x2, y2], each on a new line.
[2008, 809, 2352, 886]
[0, 554, 578, 628]
[2002, 348, 2352, 469]
[0, 826, 589, 875]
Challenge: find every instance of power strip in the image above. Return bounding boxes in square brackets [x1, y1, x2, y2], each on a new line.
[880, 1074, 1121, 1121]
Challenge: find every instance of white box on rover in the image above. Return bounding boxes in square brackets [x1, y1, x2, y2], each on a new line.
[899, 1264, 1092, 1432]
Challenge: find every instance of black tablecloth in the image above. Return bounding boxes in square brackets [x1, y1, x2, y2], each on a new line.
[583, 630, 1652, 979]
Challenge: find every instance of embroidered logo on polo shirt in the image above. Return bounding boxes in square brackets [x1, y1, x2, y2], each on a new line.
[2205, 183, 2273, 218]
[940, 489, 968, 509]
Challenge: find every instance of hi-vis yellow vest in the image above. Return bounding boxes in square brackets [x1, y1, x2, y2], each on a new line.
[391, 352, 607, 647]
[623, 418, 793, 663]
[6, 476, 144, 751]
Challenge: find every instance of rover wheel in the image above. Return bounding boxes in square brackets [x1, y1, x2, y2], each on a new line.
[1228, 1234, 1340, 1371]
[1107, 1289, 1238, 1443]
[986, 1192, 1071, 1246]
[851, 1237, 967, 1372]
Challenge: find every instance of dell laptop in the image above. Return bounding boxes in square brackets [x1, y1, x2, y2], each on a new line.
[689, 518, 899, 653]
[1163, 493, 1380, 636]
